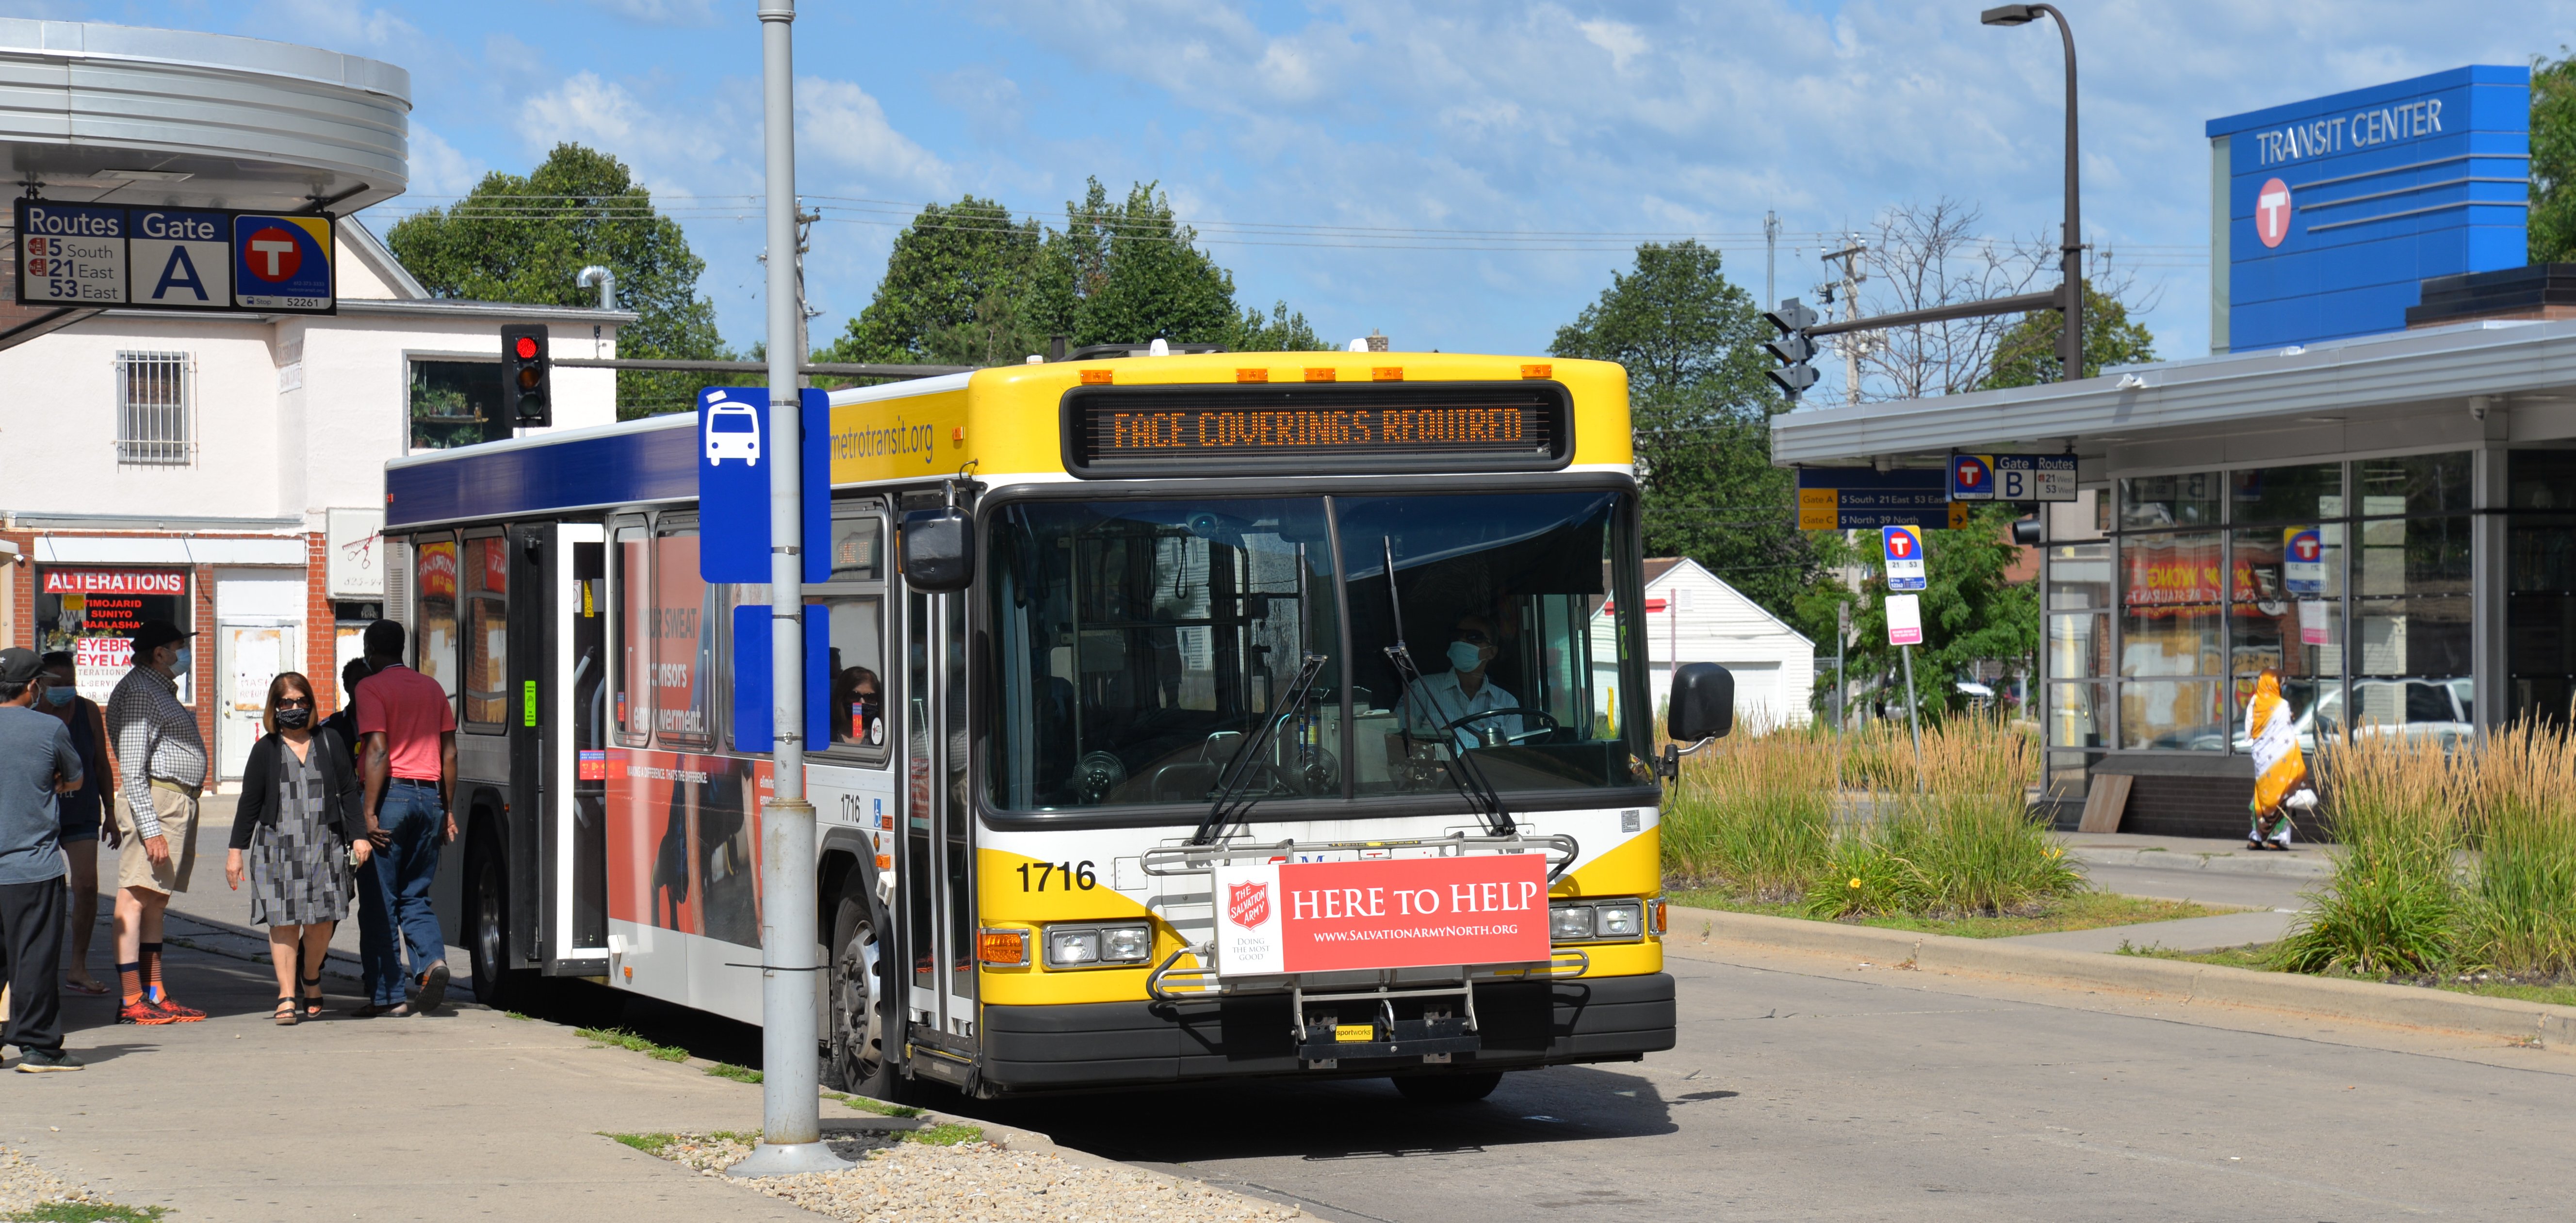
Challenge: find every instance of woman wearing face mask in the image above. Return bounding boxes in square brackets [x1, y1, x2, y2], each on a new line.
[35, 653, 116, 996]
[224, 673, 368, 1024]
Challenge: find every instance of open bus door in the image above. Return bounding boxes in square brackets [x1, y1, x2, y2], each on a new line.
[545, 523, 610, 977]
[901, 584, 978, 1081]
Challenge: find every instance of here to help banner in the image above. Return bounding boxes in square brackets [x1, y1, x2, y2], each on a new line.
[1212, 853, 1552, 976]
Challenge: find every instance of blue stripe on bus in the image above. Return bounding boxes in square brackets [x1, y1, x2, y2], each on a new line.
[386, 424, 695, 527]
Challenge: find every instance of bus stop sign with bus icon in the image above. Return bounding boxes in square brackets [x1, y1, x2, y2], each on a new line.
[696, 386, 831, 584]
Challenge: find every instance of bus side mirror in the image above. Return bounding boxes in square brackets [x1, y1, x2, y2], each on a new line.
[899, 507, 974, 592]
[1666, 662, 1734, 743]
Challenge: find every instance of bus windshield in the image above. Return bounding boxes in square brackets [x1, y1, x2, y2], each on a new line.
[985, 490, 1647, 815]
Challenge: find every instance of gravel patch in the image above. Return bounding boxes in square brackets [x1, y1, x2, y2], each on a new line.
[638, 1131, 1302, 1222]
[0, 1143, 124, 1215]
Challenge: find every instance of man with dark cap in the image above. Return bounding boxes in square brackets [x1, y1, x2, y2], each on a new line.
[0, 647, 86, 1070]
[102, 620, 208, 1025]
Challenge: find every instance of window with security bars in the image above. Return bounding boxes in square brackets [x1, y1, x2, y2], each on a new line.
[116, 351, 194, 465]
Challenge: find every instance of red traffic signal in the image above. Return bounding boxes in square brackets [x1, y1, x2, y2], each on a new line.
[501, 324, 551, 429]
[514, 335, 539, 360]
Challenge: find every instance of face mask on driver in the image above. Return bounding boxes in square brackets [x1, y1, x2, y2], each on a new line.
[1447, 640, 1484, 674]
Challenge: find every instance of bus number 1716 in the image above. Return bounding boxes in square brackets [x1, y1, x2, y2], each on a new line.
[1018, 861, 1097, 892]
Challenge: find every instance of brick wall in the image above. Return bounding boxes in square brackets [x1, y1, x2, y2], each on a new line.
[305, 531, 341, 717]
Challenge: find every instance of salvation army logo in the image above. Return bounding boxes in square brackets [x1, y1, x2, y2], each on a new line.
[1227, 879, 1272, 929]
[2256, 177, 2293, 249]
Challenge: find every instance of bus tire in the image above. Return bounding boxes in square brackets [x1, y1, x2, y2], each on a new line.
[467, 828, 538, 1013]
[1392, 1071, 1504, 1104]
[827, 881, 901, 1101]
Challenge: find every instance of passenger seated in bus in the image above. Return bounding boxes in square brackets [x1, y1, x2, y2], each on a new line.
[1400, 615, 1521, 753]
[833, 665, 882, 747]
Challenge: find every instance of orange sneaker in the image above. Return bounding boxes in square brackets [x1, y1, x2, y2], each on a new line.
[117, 1000, 181, 1026]
[155, 998, 207, 1022]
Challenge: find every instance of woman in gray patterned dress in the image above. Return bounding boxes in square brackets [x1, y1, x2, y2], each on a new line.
[225, 673, 370, 1025]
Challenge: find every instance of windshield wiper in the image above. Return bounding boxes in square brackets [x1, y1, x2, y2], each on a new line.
[1190, 651, 1331, 846]
[1379, 536, 1515, 837]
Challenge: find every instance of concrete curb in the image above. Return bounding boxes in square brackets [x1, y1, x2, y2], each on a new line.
[1669, 905, 2576, 1051]
[2073, 848, 2333, 880]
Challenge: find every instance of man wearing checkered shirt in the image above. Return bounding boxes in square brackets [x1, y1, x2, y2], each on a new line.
[102, 620, 209, 1025]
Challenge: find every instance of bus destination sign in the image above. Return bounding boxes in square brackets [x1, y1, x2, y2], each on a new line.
[1066, 383, 1570, 477]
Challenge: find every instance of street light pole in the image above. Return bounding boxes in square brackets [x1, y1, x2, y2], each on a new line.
[730, 0, 848, 1178]
[1982, 4, 2082, 381]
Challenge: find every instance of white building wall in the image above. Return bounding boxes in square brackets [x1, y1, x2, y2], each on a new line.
[1590, 559, 1817, 734]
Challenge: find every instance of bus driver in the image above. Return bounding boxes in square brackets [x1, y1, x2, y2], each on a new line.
[1400, 614, 1522, 753]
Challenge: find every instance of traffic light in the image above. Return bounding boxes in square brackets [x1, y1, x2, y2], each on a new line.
[1763, 298, 1820, 401]
[502, 323, 551, 428]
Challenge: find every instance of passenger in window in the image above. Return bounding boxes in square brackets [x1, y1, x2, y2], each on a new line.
[1401, 615, 1523, 752]
[834, 666, 883, 747]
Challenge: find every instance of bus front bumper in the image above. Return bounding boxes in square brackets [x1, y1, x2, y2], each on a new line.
[975, 973, 1676, 1094]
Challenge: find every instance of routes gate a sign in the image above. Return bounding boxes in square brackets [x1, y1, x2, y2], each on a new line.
[16, 199, 336, 315]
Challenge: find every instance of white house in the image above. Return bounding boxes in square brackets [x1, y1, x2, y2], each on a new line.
[1592, 558, 1817, 733]
[0, 219, 630, 783]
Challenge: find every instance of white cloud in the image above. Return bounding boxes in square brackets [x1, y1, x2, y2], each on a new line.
[245, 0, 419, 51]
[798, 78, 955, 196]
[581, 0, 722, 25]
[1578, 18, 1648, 73]
[405, 124, 487, 199]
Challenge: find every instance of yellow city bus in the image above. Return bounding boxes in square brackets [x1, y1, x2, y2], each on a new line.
[382, 347, 1705, 1101]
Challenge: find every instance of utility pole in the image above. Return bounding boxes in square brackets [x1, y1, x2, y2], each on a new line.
[1763, 210, 1780, 315]
[731, 0, 848, 1179]
[794, 198, 821, 389]
[1821, 239, 1867, 405]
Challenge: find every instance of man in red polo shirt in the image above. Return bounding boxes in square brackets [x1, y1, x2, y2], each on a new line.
[353, 620, 457, 1016]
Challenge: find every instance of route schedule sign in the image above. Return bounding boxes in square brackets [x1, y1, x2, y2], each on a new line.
[16, 199, 334, 314]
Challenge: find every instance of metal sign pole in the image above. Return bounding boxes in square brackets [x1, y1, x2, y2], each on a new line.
[1899, 643, 1924, 791]
[732, 0, 846, 1178]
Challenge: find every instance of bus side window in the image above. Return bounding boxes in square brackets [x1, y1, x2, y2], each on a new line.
[653, 519, 714, 748]
[611, 519, 652, 747]
[414, 533, 461, 720]
[462, 534, 509, 728]
[816, 512, 889, 765]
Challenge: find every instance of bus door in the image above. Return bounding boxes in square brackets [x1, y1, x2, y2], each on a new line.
[902, 586, 978, 1051]
[542, 522, 610, 976]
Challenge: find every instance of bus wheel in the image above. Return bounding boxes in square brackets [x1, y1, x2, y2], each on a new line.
[1392, 1071, 1504, 1104]
[467, 833, 534, 1013]
[828, 885, 899, 1100]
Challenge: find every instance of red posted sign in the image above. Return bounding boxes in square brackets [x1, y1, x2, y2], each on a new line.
[1211, 853, 1551, 975]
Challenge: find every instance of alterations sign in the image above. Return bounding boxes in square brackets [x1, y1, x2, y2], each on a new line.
[1212, 853, 1551, 976]
[16, 199, 334, 314]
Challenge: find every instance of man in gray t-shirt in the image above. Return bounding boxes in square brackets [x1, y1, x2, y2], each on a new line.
[0, 646, 85, 1071]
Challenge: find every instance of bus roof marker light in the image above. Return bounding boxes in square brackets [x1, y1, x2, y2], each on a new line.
[1373, 367, 1404, 382]
[1521, 364, 1552, 380]
[1080, 369, 1113, 385]
[1304, 367, 1336, 383]
[1236, 368, 1269, 383]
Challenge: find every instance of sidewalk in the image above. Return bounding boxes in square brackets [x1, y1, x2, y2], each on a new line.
[2, 932, 815, 1222]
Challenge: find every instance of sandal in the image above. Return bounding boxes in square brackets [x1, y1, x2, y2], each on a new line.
[302, 974, 326, 1019]
[273, 996, 300, 1026]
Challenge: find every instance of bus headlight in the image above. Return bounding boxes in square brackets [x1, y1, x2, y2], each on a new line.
[1549, 900, 1647, 943]
[1044, 923, 1155, 968]
[1595, 901, 1643, 939]
[1549, 903, 1595, 941]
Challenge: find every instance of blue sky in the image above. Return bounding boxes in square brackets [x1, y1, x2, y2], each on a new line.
[14, 0, 2573, 392]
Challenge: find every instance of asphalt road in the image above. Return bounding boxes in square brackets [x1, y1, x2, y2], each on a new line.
[945, 949, 2576, 1223]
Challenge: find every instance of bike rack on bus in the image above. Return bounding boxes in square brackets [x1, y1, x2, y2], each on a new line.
[1138, 831, 1595, 1061]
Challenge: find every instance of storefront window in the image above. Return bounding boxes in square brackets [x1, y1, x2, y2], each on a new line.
[2353, 502, 2472, 741]
[2229, 463, 2343, 527]
[2118, 527, 2223, 749]
[2120, 471, 2221, 530]
[2227, 525, 2340, 750]
[2507, 449, 2576, 724]
[35, 568, 193, 704]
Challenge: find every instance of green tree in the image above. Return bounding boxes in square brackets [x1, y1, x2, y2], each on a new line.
[1831, 502, 2040, 721]
[1548, 241, 1822, 622]
[386, 144, 728, 418]
[2532, 49, 2576, 263]
[827, 180, 1328, 365]
[1979, 280, 2157, 388]
[829, 196, 1051, 367]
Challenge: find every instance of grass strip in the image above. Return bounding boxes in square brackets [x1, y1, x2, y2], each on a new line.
[825, 1092, 925, 1118]
[704, 1062, 764, 1084]
[1672, 888, 2234, 939]
[577, 1027, 690, 1062]
[903, 1124, 984, 1146]
[2120, 941, 2576, 1008]
[3, 1207, 170, 1223]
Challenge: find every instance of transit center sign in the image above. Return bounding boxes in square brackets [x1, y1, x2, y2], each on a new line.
[1212, 853, 1551, 975]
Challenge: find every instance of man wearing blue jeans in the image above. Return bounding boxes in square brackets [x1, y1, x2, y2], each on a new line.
[353, 621, 457, 1016]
